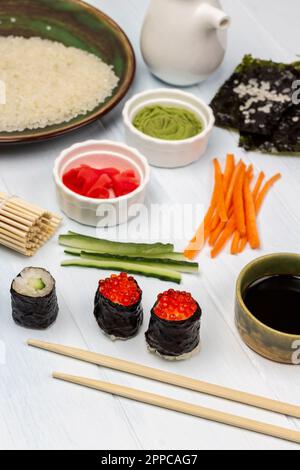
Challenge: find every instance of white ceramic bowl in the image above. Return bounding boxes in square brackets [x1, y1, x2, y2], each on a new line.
[53, 140, 150, 227]
[123, 89, 215, 168]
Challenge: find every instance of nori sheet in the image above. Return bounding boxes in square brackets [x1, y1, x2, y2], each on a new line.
[11, 271, 59, 330]
[239, 103, 300, 153]
[145, 302, 202, 358]
[210, 55, 298, 136]
[94, 284, 143, 340]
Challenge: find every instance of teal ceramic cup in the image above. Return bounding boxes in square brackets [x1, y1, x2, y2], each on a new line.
[235, 253, 300, 364]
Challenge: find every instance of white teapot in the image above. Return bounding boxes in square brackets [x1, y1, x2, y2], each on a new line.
[140, 0, 231, 86]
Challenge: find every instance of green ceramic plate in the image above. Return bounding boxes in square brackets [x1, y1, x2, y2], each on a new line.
[0, 0, 136, 143]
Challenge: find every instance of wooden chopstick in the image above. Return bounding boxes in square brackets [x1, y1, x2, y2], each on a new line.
[53, 372, 300, 445]
[28, 339, 300, 419]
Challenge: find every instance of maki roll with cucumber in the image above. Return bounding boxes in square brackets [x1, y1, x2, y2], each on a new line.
[145, 289, 202, 360]
[94, 272, 143, 340]
[11, 268, 59, 329]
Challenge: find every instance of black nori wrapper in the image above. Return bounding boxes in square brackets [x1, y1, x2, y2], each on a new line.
[94, 285, 143, 340]
[239, 105, 300, 154]
[210, 55, 297, 136]
[11, 271, 59, 330]
[145, 302, 202, 358]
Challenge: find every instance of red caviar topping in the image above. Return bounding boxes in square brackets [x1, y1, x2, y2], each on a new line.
[99, 272, 141, 307]
[154, 289, 197, 322]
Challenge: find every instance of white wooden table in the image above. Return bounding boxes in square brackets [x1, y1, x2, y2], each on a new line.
[0, 0, 300, 450]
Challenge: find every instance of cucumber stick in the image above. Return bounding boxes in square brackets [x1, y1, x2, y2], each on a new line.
[64, 248, 82, 256]
[59, 233, 174, 256]
[64, 247, 187, 262]
[147, 252, 187, 261]
[61, 258, 181, 284]
[80, 252, 198, 274]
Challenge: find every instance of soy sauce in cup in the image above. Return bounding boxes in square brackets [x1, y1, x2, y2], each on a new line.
[244, 275, 300, 335]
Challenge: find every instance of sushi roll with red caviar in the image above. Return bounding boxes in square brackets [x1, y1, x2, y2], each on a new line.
[145, 289, 202, 360]
[94, 272, 143, 340]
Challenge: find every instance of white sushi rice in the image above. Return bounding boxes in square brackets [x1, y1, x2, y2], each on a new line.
[0, 36, 119, 132]
[147, 343, 201, 361]
[104, 331, 137, 342]
[12, 267, 54, 298]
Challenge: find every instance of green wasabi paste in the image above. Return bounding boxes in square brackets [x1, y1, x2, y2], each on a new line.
[133, 105, 204, 141]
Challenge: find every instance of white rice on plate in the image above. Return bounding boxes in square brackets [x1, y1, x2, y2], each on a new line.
[0, 36, 119, 132]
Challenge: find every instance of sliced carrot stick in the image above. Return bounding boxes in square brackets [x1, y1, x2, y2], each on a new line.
[233, 163, 246, 236]
[244, 174, 260, 249]
[209, 214, 220, 232]
[255, 173, 282, 213]
[209, 157, 239, 231]
[224, 154, 235, 192]
[184, 167, 220, 259]
[206, 158, 230, 232]
[211, 158, 242, 231]
[252, 171, 265, 201]
[238, 236, 248, 253]
[186, 162, 281, 260]
[225, 160, 243, 210]
[209, 206, 234, 247]
[209, 220, 226, 246]
[213, 159, 228, 223]
[246, 164, 254, 182]
[231, 230, 240, 255]
[211, 216, 236, 258]
[184, 203, 216, 259]
[184, 222, 206, 259]
[236, 172, 264, 255]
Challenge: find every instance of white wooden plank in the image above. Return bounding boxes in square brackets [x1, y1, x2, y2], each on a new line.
[239, 0, 300, 58]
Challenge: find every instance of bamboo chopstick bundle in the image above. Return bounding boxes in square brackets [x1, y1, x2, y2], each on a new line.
[0, 192, 62, 256]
